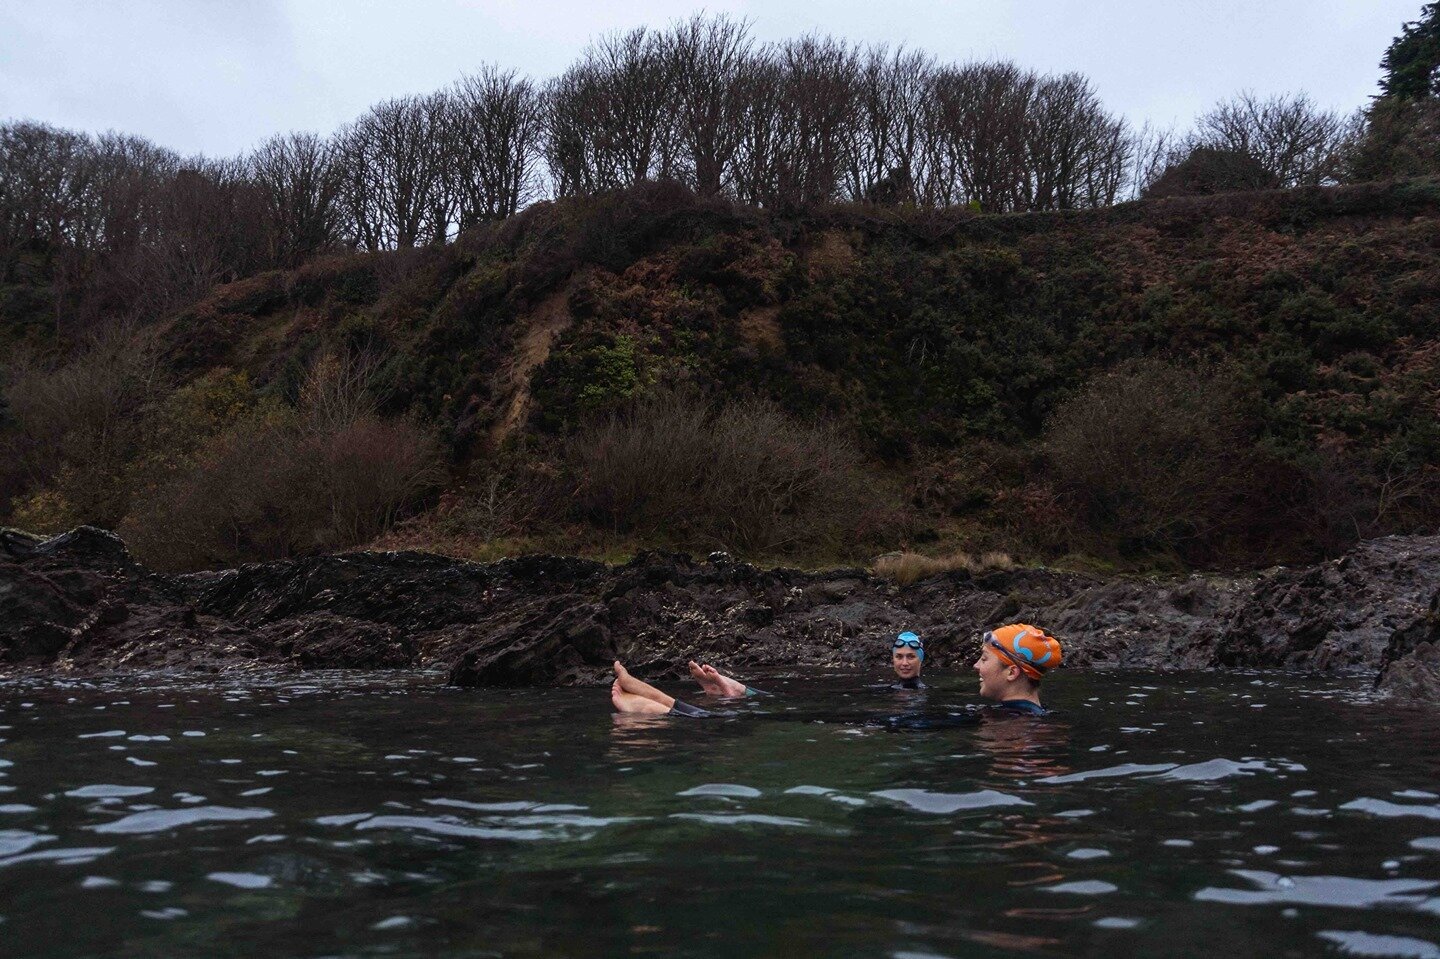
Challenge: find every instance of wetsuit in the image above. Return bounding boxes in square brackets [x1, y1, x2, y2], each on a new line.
[668, 699, 715, 718]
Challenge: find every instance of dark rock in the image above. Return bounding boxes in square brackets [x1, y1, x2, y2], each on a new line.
[1213, 536, 1440, 674]
[1376, 642, 1440, 705]
[448, 597, 613, 687]
[3, 527, 1440, 702]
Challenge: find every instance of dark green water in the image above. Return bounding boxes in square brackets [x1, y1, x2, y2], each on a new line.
[0, 670, 1437, 959]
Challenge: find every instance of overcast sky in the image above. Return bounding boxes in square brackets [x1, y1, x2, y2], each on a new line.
[0, 0, 1420, 158]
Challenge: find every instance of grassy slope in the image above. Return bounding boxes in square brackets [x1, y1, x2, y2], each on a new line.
[8, 178, 1440, 568]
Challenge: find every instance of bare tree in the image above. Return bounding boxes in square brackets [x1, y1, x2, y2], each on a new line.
[665, 13, 756, 196]
[732, 50, 787, 206]
[1193, 91, 1358, 187]
[921, 62, 1036, 212]
[543, 65, 607, 197]
[543, 27, 678, 196]
[128, 157, 267, 314]
[1025, 73, 1131, 209]
[846, 45, 934, 203]
[772, 35, 861, 210]
[249, 131, 342, 267]
[593, 27, 680, 185]
[335, 95, 448, 250]
[0, 121, 95, 280]
[444, 66, 544, 227]
[1126, 122, 1178, 199]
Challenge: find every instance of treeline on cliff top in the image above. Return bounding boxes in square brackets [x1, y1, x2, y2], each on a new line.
[6, 12, 1408, 333]
[1, 9, 1438, 575]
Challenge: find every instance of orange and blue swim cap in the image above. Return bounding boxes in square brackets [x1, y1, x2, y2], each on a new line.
[983, 624, 1062, 681]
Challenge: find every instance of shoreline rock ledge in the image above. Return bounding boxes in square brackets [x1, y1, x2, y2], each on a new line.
[2, 526, 1437, 704]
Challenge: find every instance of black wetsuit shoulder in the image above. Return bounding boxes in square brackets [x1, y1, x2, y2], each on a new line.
[995, 699, 1048, 716]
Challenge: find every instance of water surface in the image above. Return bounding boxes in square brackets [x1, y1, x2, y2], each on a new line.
[0, 669, 1437, 958]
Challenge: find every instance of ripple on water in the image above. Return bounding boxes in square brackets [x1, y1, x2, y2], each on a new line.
[207, 872, 272, 889]
[1195, 870, 1438, 910]
[677, 784, 761, 799]
[352, 814, 551, 841]
[1317, 930, 1440, 958]
[669, 813, 814, 828]
[1157, 759, 1278, 782]
[1341, 799, 1440, 821]
[424, 799, 578, 813]
[1044, 880, 1118, 895]
[90, 806, 274, 835]
[0, 830, 54, 857]
[0, 846, 113, 868]
[1038, 762, 1176, 784]
[65, 785, 153, 799]
[871, 789, 1030, 814]
[372, 916, 415, 931]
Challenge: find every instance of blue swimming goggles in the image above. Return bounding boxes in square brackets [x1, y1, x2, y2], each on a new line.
[893, 631, 924, 659]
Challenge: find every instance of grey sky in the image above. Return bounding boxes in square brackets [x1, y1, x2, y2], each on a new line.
[0, 0, 1420, 158]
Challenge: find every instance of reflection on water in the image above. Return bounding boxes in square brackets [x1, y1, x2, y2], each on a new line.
[0, 670, 1436, 958]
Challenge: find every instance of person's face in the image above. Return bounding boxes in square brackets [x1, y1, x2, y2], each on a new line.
[892, 646, 922, 679]
[973, 645, 1018, 700]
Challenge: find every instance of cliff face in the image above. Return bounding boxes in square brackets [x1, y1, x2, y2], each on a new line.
[157, 180, 1440, 464]
[3, 527, 1438, 705]
[5, 180, 1439, 571]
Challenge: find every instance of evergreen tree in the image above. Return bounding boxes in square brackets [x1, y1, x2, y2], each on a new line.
[1379, 3, 1440, 99]
[1353, 4, 1440, 179]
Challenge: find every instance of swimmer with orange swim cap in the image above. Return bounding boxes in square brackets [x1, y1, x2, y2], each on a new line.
[973, 623, 1063, 716]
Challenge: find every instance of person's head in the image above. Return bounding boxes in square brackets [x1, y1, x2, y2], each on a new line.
[891, 631, 924, 679]
[972, 624, 1062, 702]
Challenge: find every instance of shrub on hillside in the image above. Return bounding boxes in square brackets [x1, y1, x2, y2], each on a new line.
[1042, 358, 1257, 557]
[563, 389, 875, 555]
[121, 356, 443, 571]
[1, 327, 164, 530]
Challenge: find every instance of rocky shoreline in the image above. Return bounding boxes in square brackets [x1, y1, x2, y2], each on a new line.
[2, 526, 1438, 704]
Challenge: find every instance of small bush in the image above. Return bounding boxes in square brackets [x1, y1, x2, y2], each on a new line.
[1043, 358, 1257, 558]
[873, 550, 1015, 586]
[563, 388, 874, 555]
[1, 326, 163, 527]
[121, 354, 443, 571]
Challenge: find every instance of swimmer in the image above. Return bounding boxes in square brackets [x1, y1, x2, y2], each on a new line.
[682, 630, 927, 698]
[611, 661, 715, 717]
[972, 623, 1063, 715]
[609, 624, 1061, 718]
[612, 629, 931, 717]
[889, 631, 925, 688]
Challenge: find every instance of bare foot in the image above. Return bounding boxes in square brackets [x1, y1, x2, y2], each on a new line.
[697, 662, 748, 698]
[611, 679, 670, 715]
[688, 660, 726, 696]
[612, 662, 675, 708]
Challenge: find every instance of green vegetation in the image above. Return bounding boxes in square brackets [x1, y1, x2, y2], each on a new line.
[3, 178, 1437, 573]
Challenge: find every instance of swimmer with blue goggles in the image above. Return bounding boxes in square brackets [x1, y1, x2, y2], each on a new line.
[891, 631, 924, 685]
